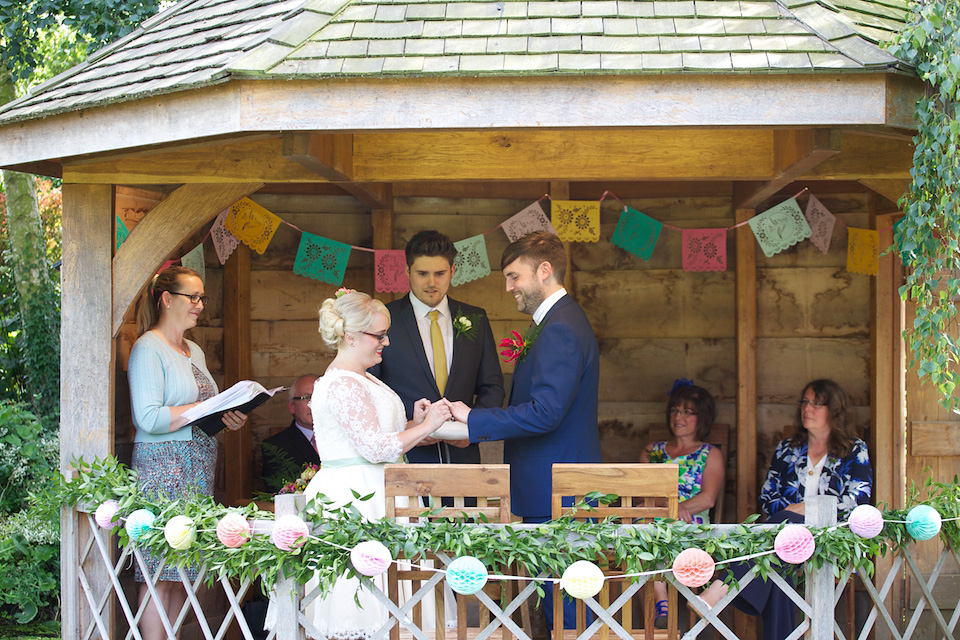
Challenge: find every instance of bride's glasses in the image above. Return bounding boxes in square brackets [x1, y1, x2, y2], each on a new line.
[361, 331, 389, 344]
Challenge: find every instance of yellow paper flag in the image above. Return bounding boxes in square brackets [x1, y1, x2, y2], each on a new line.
[224, 197, 282, 254]
[552, 200, 600, 243]
[846, 228, 879, 276]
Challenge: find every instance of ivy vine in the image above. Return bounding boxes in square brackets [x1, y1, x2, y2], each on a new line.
[889, 0, 960, 410]
[56, 456, 956, 598]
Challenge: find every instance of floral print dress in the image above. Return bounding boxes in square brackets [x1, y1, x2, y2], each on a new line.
[649, 441, 714, 524]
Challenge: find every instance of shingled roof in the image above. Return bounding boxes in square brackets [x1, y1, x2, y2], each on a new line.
[0, 0, 912, 124]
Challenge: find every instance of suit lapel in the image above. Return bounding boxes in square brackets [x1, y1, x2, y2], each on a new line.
[396, 296, 439, 392]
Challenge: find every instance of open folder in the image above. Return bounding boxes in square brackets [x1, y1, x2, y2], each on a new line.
[182, 380, 287, 436]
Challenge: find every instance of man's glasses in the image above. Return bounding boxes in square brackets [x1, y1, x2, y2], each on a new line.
[798, 399, 827, 408]
[169, 291, 209, 305]
[361, 331, 389, 344]
[669, 408, 697, 416]
[291, 395, 311, 402]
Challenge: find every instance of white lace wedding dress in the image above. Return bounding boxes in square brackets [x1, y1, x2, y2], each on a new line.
[266, 368, 453, 639]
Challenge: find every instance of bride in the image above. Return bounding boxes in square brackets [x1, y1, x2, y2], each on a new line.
[268, 290, 451, 639]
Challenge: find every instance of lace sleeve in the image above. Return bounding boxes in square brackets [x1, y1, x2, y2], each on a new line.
[324, 375, 403, 463]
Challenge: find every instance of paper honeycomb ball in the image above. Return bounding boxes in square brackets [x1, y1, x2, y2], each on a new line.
[350, 540, 393, 577]
[95, 500, 121, 530]
[906, 505, 942, 541]
[163, 515, 196, 551]
[560, 560, 605, 600]
[774, 524, 815, 564]
[445, 556, 489, 595]
[216, 513, 251, 548]
[848, 504, 884, 539]
[125, 509, 156, 543]
[271, 514, 310, 551]
[671, 548, 716, 588]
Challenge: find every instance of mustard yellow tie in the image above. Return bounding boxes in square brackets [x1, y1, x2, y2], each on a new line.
[428, 310, 447, 395]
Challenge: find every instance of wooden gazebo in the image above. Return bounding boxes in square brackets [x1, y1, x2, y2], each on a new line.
[1, 0, 951, 635]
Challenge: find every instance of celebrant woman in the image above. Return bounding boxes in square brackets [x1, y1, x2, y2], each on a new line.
[128, 266, 247, 640]
[640, 381, 724, 628]
[266, 289, 452, 639]
[700, 378, 872, 640]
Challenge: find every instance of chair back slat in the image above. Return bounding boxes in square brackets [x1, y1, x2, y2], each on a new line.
[385, 463, 511, 523]
[552, 463, 679, 522]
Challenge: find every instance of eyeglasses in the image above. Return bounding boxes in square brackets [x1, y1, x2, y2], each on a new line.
[360, 331, 389, 344]
[669, 408, 697, 416]
[291, 395, 311, 402]
[169, 291, 209, 305]
[798, 399, 827, 408]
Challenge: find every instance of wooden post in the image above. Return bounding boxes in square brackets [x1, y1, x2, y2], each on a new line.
[549, 181, 573, 292]
[734, 207, 759, 640]
[274, 493, 306, 640]
[61, 183, 116, 640]
[806, 495, 838, 640]
[872, 210, 904, 640]
[224, 244, 252, 504]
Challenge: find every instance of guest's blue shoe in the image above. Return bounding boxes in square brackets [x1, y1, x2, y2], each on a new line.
[654, 599, 668, 629]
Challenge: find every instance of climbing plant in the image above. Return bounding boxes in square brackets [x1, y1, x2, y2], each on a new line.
[890, 0, 960, 411]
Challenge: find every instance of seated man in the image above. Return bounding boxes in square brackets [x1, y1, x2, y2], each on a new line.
[260, 374, 320, 493]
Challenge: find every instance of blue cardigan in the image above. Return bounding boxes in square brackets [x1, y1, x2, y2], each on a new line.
[128, 331, 218, 443]
[759, 437, 872, 519]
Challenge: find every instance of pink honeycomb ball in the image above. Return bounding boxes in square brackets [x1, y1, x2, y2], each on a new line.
[271, 514, 310, 551]
[95, 500, 121, 530]
[774, 524, 815, 564]
[848, 504, 884, 539]
[671, 548, 716, 588]
[216, 513, 251, 548]
[350, 540, 393, 577]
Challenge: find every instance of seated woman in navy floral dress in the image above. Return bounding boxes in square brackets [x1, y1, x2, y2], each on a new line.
[700, 379, 873, 640]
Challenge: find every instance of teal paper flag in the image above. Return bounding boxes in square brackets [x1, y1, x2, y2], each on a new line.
[180, 244, 206, 282]
[293, 233, 351, 285]
[612, 206, 662, 260]
[115, 215, 129, 250]
[451, 234, 491, 287]
[748, 198, 811, 258]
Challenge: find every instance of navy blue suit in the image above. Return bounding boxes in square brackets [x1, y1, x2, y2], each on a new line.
[369, 295, 504, 464]
[467, 293, 602, 520]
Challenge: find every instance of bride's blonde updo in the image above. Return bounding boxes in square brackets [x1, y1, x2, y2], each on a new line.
[318, 291, 389, 349]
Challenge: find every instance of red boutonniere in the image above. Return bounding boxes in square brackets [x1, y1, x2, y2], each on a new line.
[499, 323, 543, 364]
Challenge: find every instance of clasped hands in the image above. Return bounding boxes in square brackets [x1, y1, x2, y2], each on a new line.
[410, 398, 473, 447]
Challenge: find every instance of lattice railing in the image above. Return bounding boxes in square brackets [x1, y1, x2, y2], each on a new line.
[65, 495, 960, 640]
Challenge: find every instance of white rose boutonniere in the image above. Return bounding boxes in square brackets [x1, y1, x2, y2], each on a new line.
[453, 310, 481, 341]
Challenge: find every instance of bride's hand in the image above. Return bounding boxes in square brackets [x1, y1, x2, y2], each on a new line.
[412, 398, 432, 426]
[425, 401, 451, 430]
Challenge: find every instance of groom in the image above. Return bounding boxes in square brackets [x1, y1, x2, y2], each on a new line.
[447, 230, 601, 629]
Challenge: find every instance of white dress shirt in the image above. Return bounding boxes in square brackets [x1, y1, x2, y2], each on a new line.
[533, 287, 568, 325]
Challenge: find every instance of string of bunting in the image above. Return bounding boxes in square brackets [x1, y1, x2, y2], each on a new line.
[94, 498, 948, 599]
[115, 188, 894, 288]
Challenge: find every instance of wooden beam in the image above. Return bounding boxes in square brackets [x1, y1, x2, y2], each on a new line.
[860, 178, 909, 208]
[281, 132, 353, 181]
[339, 182, 392, 209]
[735, 207, 758, 523]
[807, 131, 913, 181]
[735, 129, 841, 209]
[223, 245, 252, 504]
[111, 182, 263, 335]
[61, 183, 115, 640]
[550, 181, 573, 293]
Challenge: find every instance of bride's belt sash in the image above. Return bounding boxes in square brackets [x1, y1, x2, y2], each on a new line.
[321, 456, 404, 468]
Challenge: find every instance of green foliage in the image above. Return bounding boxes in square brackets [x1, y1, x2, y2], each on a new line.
[889, 0, 960, 411]
[0, 0, 163, 81]
[0, 401, 57, 515]
[58, 455, 945, 601]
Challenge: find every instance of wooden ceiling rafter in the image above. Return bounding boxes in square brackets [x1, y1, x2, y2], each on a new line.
[734, 128, 841, 210]
[281, 132, 392, 209]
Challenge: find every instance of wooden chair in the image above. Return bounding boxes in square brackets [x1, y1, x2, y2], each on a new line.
[551, 463, 680, 640]
[384, 463, 527, 640]
[646, 423, 730, 523]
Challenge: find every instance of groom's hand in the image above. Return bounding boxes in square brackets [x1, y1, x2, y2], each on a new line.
[445, 400, 471, 423]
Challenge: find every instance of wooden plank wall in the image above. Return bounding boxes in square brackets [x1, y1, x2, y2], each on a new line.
[228, 187, 875, 516]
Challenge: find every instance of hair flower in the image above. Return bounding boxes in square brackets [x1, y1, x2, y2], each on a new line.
[335, 287, 356, 299]
[669, 378, 694, 396]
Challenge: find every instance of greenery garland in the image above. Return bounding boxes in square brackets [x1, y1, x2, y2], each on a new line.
[57, 456, 958, 598]
[889, 0, 960, 411]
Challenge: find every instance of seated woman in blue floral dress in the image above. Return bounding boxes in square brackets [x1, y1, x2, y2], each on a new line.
[641, 382, 725, 628]
[700, 378, 873, 640]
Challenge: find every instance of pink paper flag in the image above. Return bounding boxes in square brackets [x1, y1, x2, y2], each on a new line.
[375, 250, 410, 293]
[211, 208, 240, 265]
[682, 229, 727, 272]
[502, 202, 558, 242]
[804, 194, 836, 254]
